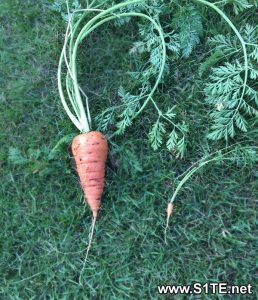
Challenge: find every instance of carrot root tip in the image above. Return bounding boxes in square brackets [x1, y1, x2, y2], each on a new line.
[167, 203, 174, 219]
[164, 203, 174, 245]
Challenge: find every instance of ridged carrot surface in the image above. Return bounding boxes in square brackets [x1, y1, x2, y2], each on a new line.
[71, 131, 108, 218]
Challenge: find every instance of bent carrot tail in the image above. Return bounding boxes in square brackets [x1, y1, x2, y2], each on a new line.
[71, 131, 108, 218]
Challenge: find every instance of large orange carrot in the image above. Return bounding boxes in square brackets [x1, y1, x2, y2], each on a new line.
[71, 132, 108, 283]
[71, 131, 108, 218]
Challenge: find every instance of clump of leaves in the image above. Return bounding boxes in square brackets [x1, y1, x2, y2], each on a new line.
[148, 108, 188, 157]
[219, 0, 254, 15]
[53, 0, 257, 158]
[48, 0, 81, 20]
[172, 4, 203, 57]
[203, 24, 258, 140]
[8, 134, 74, 176]
[95, 3, 188, 156]
[8, 146, 54, 176]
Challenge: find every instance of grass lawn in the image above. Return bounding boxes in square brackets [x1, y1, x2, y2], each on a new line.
[0, 0, 257, 299]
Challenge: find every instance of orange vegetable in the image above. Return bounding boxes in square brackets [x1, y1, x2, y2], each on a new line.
[71, 131, 108, 283]
[71, 131, 108, 218]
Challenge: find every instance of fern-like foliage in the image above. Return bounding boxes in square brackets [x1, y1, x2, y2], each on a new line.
[203, 24, 258, 140]
[56, 0, 256, 156]
[8, 147, 30, 165]
[172, 5, 203, 57]
[48, 0, 81, 20]
[148, 108, 188, 157]
[95, 108, 115, 132]
[220, 0, 253, 15]
[132, 21, 180, 76]
[48, 133, 74, 160]
[95, 5, 185, 156]
[148, 118, 166, 150]
[226, 145, 258, 166]
[116, 87, 141, 134]
[96, 86, 143, 134]
[8, 136, 74, 176]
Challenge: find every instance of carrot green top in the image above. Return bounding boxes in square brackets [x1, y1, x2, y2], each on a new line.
[58, 0, 248, 134]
